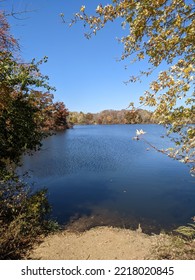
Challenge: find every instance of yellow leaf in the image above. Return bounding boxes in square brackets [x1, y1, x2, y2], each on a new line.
[80, 5, 85, 12]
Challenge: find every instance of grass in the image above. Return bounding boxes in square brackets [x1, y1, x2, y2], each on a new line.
[152, 233, 195, 260]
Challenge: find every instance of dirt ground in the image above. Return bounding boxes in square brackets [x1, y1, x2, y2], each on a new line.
[29, 226, 165, 260]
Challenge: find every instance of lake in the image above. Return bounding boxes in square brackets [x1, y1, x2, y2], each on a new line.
[19, 124, 195, 233]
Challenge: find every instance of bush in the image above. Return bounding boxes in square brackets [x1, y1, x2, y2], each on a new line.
[175, 219, 195, 239]
[0, 172, 57, 259]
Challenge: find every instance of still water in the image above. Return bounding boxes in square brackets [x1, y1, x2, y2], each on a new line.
[20, 125, 195, 233]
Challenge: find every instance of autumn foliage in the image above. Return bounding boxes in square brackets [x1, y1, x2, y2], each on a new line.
[69, 109, 153, 125]
[0, 12, 67, 259]
[0, 11, 18, 52]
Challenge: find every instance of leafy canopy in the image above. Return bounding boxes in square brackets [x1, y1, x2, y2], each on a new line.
[65, 0, 195, 173]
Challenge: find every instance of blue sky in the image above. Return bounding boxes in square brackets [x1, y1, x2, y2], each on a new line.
[3, 0, 160, 113]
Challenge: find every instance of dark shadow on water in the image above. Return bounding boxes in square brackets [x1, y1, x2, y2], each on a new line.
[43, 175, 195, 235]
[48, 184, 180, 235]
[47, 179, 116, 227]
[55, 210, 175, 235]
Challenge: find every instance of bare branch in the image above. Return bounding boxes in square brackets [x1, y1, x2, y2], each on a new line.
[4, 9, 37, 20]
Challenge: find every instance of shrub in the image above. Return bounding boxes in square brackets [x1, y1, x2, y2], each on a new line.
[175, 218, 195, 239]
[0, 172, 57, 259]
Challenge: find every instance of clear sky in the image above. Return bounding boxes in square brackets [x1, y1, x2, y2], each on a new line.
[2, 0, 161, 113]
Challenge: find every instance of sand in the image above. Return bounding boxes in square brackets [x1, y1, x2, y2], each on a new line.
[29, 226, 161, 260]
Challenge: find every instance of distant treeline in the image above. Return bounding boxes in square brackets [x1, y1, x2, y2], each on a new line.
[68, 109, 155, 125]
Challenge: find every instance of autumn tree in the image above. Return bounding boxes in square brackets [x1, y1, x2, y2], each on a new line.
[28, 91, 69, 131]
[0, 53, 54, 169]
[66, 0, 195, 173]
[68, 109, 152, 125]
[0, 12, 63, 258]
[68, 111, 78, 124]
[85, 112, 94, 124]
[0, 11, 18, 52]
[52, 101, 69, 130]
[125, 110, 142, 124]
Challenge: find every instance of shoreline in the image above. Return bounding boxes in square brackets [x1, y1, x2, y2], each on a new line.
[28, 222, 195, 260]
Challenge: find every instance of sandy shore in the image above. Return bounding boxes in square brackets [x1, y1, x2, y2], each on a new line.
[29, 226, 165, 260]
